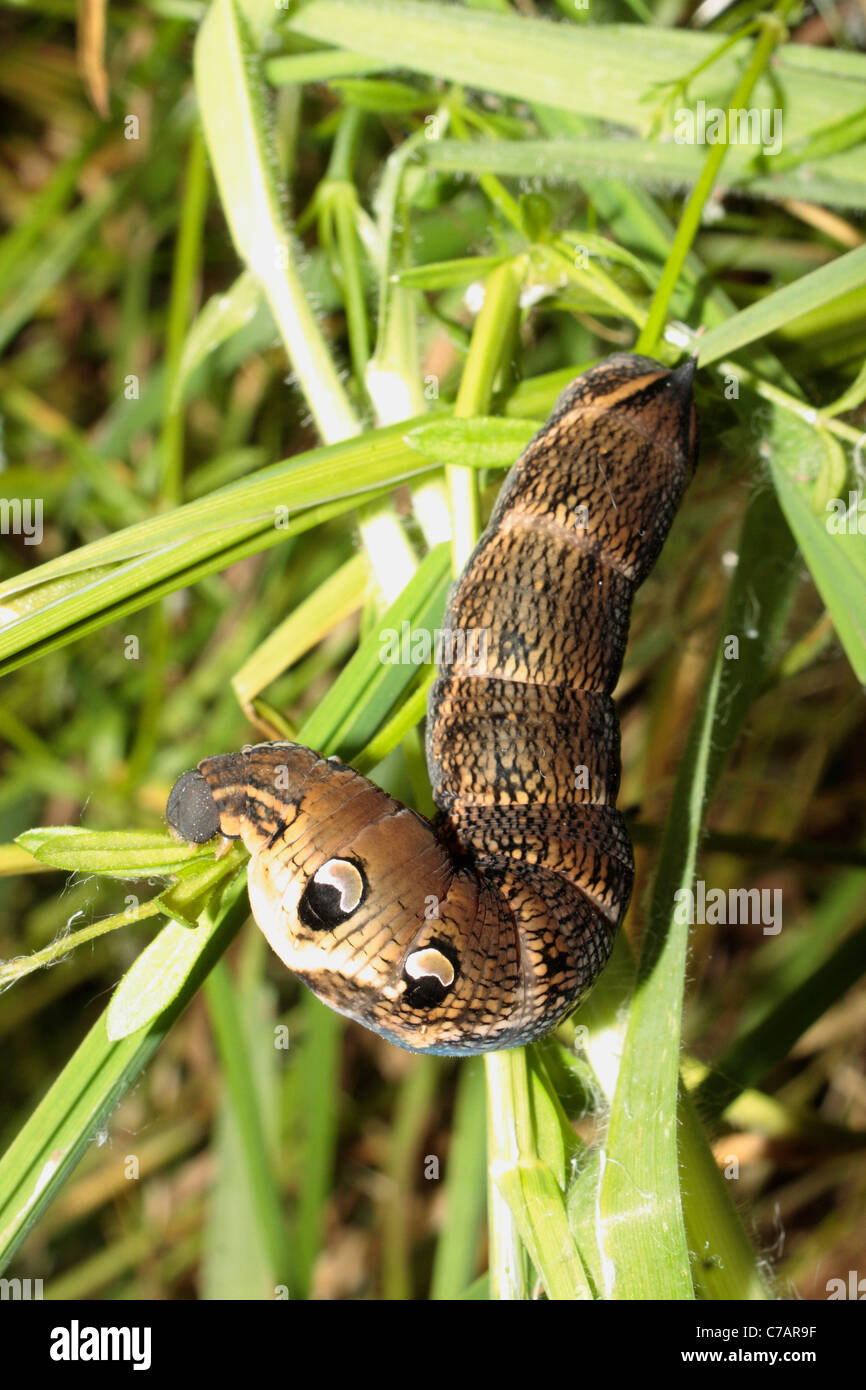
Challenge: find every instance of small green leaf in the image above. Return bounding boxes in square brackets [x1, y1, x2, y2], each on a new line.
[811, 428, 848, 515]
[156, 847, 248, 930]
[170, 270, 265, 413]
[519, 192, 553, 244]
[329, 77, 435, 112]
[555, 229, 654, 283]
[265, 49, 385, 85]
[404, 417, 540, 470]
[15, 827, 209, 877]
[392, 254, 509, 291]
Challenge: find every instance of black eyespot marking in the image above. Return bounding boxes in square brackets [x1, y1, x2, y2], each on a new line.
[298, 858, 367, 931]
[402, 939, 460, 1010]
[166, 769, 221, 844]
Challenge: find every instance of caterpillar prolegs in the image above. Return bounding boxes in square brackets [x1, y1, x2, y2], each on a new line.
[167, 353, 699, 1054]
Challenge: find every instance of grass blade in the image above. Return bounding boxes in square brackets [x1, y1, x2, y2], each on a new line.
[288, 0, 866, 150]
[195, 0, 358, 442]
[697, 246, 866, 366]
[597, 482, 798, 1298]
[429, 1057, 486, 1299]
[0, 877, 249, 1273]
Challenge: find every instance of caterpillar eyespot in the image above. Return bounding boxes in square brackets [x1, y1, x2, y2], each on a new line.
[298, 858, 367, 930]
[167, 352, 699, 1055]
[403, 942, 459, 1008]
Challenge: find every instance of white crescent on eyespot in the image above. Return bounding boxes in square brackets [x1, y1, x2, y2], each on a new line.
[405, 948, 455, 988]
[313, 858, 365, 914]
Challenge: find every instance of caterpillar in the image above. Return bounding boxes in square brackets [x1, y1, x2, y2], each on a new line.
[167, 352, 698, 1055]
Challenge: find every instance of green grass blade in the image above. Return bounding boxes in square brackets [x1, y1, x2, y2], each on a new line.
[429, 1057, 486, 1299]
[201, 1097, 273, 1298]
[381, 1057, 443, 1299]
[195, 0, 358, 441]
[0, 180, 125, 354]
[0, 877, 249, 1273]
[266, 49, 386, 84]
[597, 483, 798, 1299]
[204, 958, 292, 1290]
[405, 417, 540, 471]
[0, 427, 436, 670]
[288, 0, 866, 150]
[698, 246, 866, 367]
[486, 1049, 592, 1301]
[106, 866, 246, 1039]
[171, 271, 264, 414]
[678, 1088, 771, 1300]
[299, 542, 451, 758]
[289, 995, 343, 1299]
[768, 437, 866, 683]
[424, 137, 866, 211]
[0, 132, 96, 298]
[637, 15, 783, 357]
[231, 551, 370, 709]
[161, 125, 211, 504]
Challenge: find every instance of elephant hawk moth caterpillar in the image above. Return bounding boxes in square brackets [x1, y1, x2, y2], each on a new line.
[167, 352, 698, 1054]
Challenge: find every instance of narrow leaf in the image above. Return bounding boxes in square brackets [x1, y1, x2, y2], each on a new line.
[404, 417, 541, 470]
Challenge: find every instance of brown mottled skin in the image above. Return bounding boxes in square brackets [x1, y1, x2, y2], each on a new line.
[166, 353, 698, 1054]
